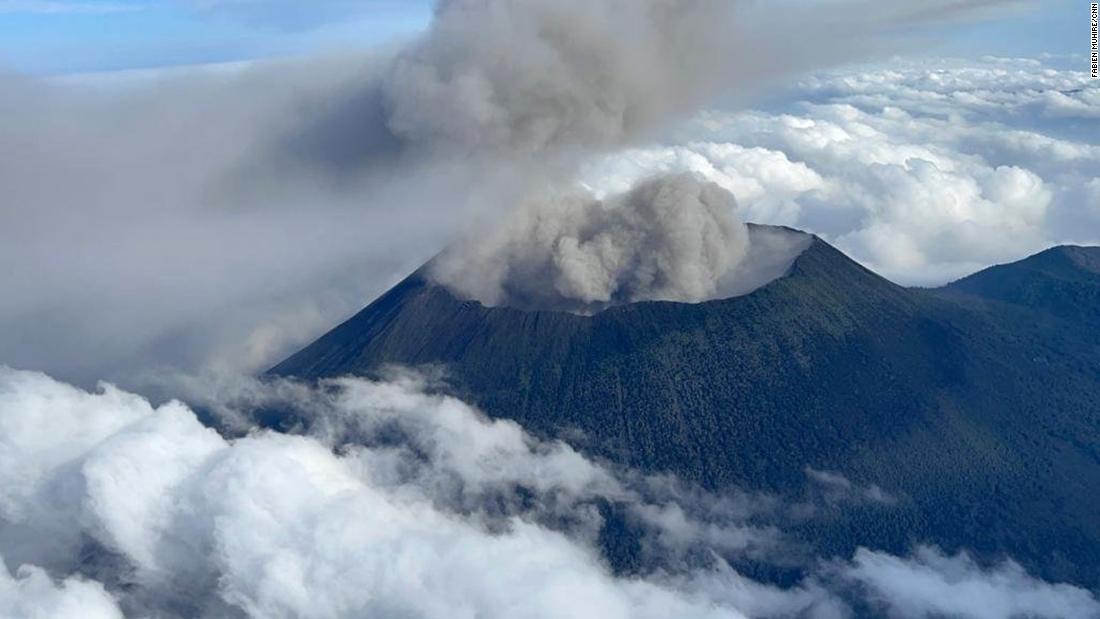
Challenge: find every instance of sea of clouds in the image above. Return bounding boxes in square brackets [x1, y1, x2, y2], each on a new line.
[585, 56, 1100, 285]
[2, 366, 1098, 619]
[3, 1, 1100, 616]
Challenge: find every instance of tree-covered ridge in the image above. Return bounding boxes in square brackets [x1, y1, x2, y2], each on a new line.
[271, 231, 1100, 588]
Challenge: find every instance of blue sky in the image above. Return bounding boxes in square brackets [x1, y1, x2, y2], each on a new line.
[0, 0, 433, 74]
[0, 0, 1088, 75]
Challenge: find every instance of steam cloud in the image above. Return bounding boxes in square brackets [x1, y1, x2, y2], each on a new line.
[2, 367, 1097, 619]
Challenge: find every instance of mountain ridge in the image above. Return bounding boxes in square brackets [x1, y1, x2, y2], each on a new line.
[270, 230, 1100, 587]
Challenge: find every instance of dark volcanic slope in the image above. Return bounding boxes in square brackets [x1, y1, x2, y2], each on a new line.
[272, 237, 1100, 586]
[943, 245, 1100, 330]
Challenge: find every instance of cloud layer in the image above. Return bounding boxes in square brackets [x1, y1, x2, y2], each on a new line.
[0, 563, 122, 619]
[0, 368, 716, 618]
[586, 56, 1100, 285]
[2, 367, 1098, 618]
[2, 4, 1096, 618]
[844, 546, 1100, 619]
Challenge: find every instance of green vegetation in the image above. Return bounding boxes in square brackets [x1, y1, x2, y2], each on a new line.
[272, 233, 1100, 587]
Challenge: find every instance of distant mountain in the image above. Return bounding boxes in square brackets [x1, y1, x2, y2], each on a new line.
[943, 245, 1100, 329]
[271, 232, 1100, 587]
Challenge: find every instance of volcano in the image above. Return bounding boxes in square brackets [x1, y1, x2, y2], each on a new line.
[271, 227, 1100, 586]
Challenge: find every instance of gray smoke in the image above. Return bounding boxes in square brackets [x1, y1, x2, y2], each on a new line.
[260, 0, 748, 184]
[379, 0, 1017, 312]
[429, 173, 754, 311]
[0, 0, 1023, 383]
[381, 0, 735, 157]
[293, 0, 1018, 169]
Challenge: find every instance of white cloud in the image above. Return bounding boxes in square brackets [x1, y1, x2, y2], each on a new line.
[795, 56, 1100, 124]
[842, 546, 1100, 619]
[0, 563, 123, 619]
[586, 57, 1100, 285]
[3, 366, 1097, 619]
[585, 143, 825, 227]
[0, 367, 751, 618]
[804, 468, 896, 506]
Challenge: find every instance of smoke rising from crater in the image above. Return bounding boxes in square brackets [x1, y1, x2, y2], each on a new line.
[430, 174, 755, 311]
[0, 0, 1023, 381]
[322, 0, 1020, 312]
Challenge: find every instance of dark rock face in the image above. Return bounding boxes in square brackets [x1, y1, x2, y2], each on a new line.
[272, 234, 1100, 587]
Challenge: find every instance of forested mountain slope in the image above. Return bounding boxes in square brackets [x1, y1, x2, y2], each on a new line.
[272, 233, 1100, 587]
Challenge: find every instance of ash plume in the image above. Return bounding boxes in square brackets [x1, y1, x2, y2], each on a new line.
[287, 0, 1017, 170]
[0, 0, 1023, 381]
[429, 173, 752, 311]
[382, 0, 737, 157]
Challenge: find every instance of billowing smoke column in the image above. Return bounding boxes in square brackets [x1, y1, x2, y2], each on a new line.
[374, 0, 956, 312]
[278, 0, 745, 183]
[374, 0, 1006, 159]
[381, 0, 737, 157]
[430, 173, 752, 312]
[380, 0, 763, 311]
[0, 0, 1026, 379]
